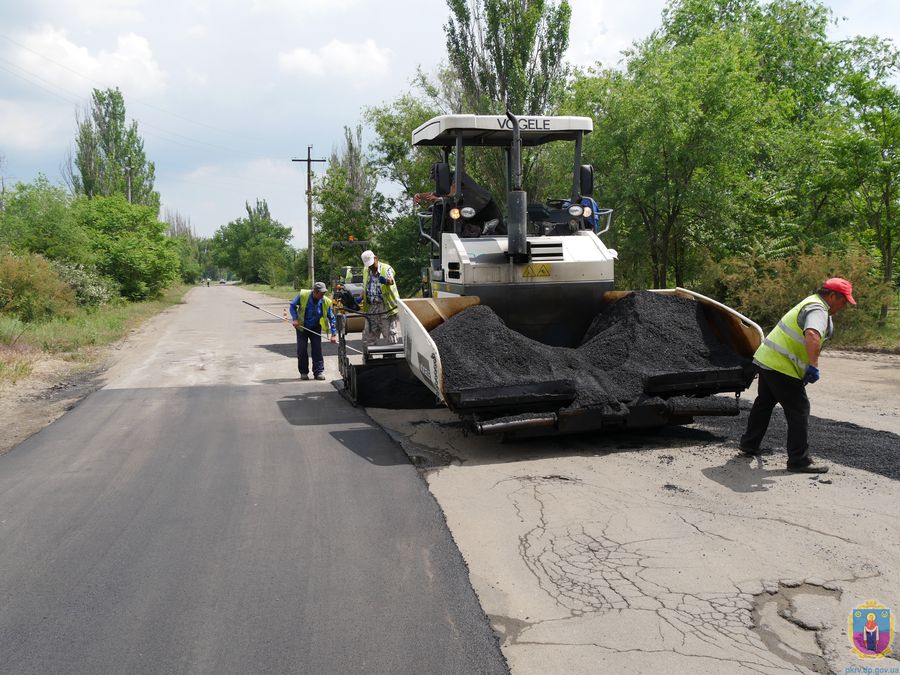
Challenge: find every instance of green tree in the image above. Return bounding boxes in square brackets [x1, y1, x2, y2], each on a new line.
[653, 0, 843, 252]
[365, 97, 446, 293]
[583, 29, 766, 288]
[367, 98, 443, 196]
[825, 38, 899, 322]
[164, 210, 203, 285]
[443, 0, 573, 200]
[445, 0, 571, 114]
[73, 195, 178, 300]
[312, 126, 390, 284]
[373, 212, 429, 297]
[69, 88, 160, 213]
[212, 200, 293, 284]
[0, 175, 94, 265]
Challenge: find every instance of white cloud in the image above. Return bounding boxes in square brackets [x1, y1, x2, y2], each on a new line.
[279, 47, 323, 76]
[36, 0, 145, 28]
[0, 100, 68, 151]
[251, 0, 357, 14]
[279, 39, 391, 80]
[11, 25, 167, 98]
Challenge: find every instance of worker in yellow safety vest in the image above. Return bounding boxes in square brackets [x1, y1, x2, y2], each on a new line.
[360, 249, 400, 346]
[289, 281, 337, 381]
[739, 277, 855, 473]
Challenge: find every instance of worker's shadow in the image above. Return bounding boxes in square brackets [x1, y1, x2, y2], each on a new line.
[701, 453, 778, 493]
[276, 392, 411, 466]
[277, 391, 360, 426]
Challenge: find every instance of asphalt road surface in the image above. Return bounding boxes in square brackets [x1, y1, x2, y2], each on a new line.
[0, 286, 507, 675]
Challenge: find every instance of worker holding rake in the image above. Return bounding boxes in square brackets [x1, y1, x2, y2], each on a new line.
[289, 281, 337, 381]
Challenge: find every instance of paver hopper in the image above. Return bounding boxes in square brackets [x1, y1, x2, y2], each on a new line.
[400, 289, 762, 437]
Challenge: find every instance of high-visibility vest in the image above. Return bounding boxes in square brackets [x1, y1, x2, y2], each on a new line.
[754, 294, 832, 379]
[298, 290, 334, 334]
[361, 262, 399, 316]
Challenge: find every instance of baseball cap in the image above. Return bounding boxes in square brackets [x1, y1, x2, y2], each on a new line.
[822, 277, 856, 305]
[361, 250, 375, 266]
[313, 281, 327, 293]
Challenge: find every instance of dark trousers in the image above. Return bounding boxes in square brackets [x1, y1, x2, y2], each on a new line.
[296, 326, 324, 376]
[741, 366, 811, 467]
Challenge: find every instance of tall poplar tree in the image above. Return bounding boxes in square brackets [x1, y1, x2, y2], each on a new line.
[444, 0, 571, 114]
[70, 88, 160, 214]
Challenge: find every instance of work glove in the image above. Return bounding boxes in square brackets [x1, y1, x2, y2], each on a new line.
[802, 365, 820, 384]
[378, 275, 388, 284]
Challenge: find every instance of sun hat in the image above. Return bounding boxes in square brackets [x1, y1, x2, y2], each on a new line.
[313, 281, 327, 293]
[822, 277, 856, 305]
[361, 250, 375, 266]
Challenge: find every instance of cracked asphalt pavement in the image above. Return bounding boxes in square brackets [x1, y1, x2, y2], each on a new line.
[366, 349, 899, 674]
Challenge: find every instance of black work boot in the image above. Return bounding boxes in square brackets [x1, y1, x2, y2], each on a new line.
[786, 463, 829, 474]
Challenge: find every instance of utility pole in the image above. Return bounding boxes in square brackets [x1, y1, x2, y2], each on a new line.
[292, 146, 326, 286]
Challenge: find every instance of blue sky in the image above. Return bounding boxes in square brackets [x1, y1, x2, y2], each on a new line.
[0, 0, 896, 246]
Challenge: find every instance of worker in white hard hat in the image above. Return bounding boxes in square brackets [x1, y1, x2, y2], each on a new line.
[360, 250, 400, 346]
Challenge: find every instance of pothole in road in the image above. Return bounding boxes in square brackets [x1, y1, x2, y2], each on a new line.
[751, 582, 839, 673]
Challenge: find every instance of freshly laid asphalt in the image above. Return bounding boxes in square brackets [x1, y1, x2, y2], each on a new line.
[0, 287, 508, 675]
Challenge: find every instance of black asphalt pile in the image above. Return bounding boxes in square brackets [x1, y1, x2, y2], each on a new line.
[580, 291, 744, 372]
[431, 291, 747, 414]
[431, 304, 627, 413]
[579, 292, 745, 405]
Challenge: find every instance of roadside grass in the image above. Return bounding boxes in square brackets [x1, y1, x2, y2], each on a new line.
[0, 344, 35, 382]
[240, 282, 297, 302]
[835, 309, 900, 353]
[832, 291, 900, 352]
[0, 284, 190, 384]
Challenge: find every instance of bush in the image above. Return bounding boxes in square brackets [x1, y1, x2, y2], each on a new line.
[0, 252, 76, 323]
[698, 245, 893, 342]
[73, 195, 180, 300]
[51, 261, 119, 307]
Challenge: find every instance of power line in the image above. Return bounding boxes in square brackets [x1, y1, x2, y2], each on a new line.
[0, 58, 82, 106]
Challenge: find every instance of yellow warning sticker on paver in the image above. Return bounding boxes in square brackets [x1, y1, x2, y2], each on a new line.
[522, 263, 552, 278]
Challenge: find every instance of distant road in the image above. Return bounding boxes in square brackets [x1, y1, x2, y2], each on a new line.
[0, 286, 507, 674]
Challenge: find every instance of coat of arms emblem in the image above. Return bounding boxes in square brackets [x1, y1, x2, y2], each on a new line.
[849, 600, 894, 658]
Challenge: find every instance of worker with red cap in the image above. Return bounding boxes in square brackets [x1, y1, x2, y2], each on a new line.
[739, 277, 856, 473]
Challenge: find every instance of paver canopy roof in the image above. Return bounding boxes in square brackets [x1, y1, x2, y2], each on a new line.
[412, 114, 593, 147]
